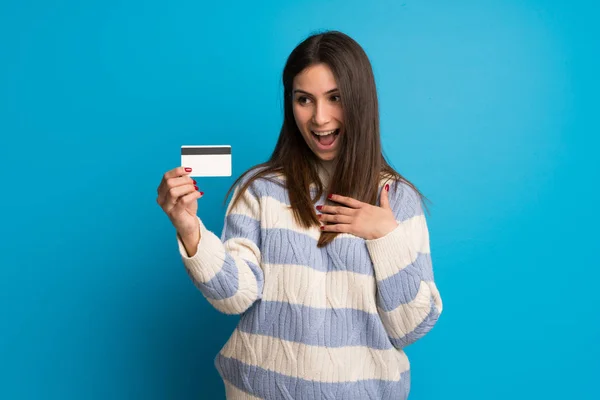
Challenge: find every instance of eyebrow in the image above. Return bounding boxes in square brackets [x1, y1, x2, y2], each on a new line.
[293, 88, 339, 96]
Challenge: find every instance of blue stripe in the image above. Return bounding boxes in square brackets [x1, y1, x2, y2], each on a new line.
[246, 261, 264, 298]
[377, 252, 433, 311]
[216, 354, 410, 400]
[249, 175, 423, 224]
[238, 301, 393, 350]
[221, 214, 261, 245]
[262, 228, 374, 276]
[380, 181, 424, 222]
[389, 299, 440, 349]
[220, 212, 378, 280]
[194, 253, 238, 300]
[247, 176, 289, 205]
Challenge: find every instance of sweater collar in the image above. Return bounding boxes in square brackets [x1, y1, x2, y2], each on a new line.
[316, 159, 336, 188]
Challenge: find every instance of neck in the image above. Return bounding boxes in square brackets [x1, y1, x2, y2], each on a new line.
[316, 158, 337, 188]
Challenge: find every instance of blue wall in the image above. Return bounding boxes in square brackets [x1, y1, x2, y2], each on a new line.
[1, 0, 598, 398]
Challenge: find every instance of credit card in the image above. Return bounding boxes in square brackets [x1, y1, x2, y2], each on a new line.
[181, 145, 232, 177]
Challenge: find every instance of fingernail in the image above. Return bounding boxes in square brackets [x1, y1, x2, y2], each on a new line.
[327, 194, 333, 199]
[317, 214, 322, 219]
[192, 179, 197, 184]
[194, 185, 198, 190]
[316, 205, 323, 211]
[185, 167, 192, 172]
[200, 192, 204, 196]
[320, 226, 325, 230]
[385, 184, 389, 191]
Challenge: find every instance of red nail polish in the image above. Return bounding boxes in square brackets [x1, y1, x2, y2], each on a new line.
[327, 194, 333, 199]
[194, 185, 198, 190]
[316, 205, 323, 211]
[385, 184, 389, 191]
[320, 226, 324, 230]
[185, 167, 192, 172]
[200, 192, 204, 196]
[193, 179, 197, 184]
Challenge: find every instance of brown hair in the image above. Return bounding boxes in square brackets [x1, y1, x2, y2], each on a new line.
[225, 30, 427, 247]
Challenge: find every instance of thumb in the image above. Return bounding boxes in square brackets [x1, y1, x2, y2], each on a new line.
[380, 183, 391, 210]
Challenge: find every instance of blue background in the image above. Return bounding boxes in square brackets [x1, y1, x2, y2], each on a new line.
[1, 0, 598, 398]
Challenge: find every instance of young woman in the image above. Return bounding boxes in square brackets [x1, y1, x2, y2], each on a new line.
[157, 30, 442, 400]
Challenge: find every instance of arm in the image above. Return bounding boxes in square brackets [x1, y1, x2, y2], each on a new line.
[179, 229, 201, 257]
[366, 181, 443, 349]
[176, 183, 264, 315]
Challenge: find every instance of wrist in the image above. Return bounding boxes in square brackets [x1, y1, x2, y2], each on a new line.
[178, 221, 201, 257]
[180, 230, 200, 257]
[372, 220, 398, 240]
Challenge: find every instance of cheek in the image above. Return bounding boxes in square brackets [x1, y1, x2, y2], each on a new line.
[293, 106, 310, 129]
[334, 106, 344, 123]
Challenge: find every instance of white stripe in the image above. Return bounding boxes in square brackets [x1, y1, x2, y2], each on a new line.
[178, 219, 227, 282]
[378, 281, 433, 339]
[220, 330, 409, 383]
[226, 185, 261, 219]
[179, 185, 262, 284]
[262, 263, 378, 313]
[262, 196, 320, 239]
[223, 237, 262, 270]
[428, 281, 443, 313]
[206, 255, 259, 314]
[366, 214, 430, 281]
[263, 263, 435, 337]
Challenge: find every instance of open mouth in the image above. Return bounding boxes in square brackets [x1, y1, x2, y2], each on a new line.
[311, 129, 340, 149]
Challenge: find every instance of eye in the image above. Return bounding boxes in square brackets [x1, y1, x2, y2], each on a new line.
[296, 96, 311, 105]
[330, 94, 341, 102]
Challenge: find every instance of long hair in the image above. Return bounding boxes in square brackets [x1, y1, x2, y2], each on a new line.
[225, 30, 427, 248]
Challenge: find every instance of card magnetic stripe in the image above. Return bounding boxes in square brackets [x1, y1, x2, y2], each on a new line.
[181, 147, 231, 155]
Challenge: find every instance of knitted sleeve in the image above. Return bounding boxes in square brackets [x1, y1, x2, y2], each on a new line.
[365, 180, 443, 348]
[176, 182, 264, 315]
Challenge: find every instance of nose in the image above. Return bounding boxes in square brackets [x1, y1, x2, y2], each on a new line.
[312, 101, 331, 126]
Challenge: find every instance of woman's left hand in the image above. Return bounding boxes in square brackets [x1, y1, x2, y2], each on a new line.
[317, 184, 398, 240]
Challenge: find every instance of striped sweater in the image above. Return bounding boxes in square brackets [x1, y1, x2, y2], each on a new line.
[177, 171, 443, 399]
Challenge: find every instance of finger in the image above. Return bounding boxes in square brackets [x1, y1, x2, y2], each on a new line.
[327, 194, 364, 209]
[159, 166, 192, 190]
[167, 189, 203, 216]
[160, 183, 198, 211]
[316, 205, 356, 216]
[158, 166, 192, 194]
[380, 183, 391, 210]
[158, 175, 196, 204]
[164, 188, 202, 216]
[318, 213, 353, 224]
[166, 166, 193, 180]
[319, 223, 352, 233]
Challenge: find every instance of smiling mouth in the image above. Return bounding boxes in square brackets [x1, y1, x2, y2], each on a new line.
[311, 129, 340, 147]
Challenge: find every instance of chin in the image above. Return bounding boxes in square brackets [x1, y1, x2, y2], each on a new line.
[315, 152, 338, 162]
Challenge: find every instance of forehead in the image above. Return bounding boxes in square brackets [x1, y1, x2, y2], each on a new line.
[293, 63, 338, 92]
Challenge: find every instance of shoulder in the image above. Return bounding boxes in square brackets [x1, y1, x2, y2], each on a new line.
[378, 174, 424, 221]
[233, 166, 287, 200]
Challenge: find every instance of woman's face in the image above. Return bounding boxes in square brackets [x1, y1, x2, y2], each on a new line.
[292, 63, 344, 162]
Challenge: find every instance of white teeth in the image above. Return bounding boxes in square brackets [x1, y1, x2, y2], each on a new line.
[312, 129, 337, 136]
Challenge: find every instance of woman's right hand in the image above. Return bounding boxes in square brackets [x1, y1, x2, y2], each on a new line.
[156, 167, 204, 240]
